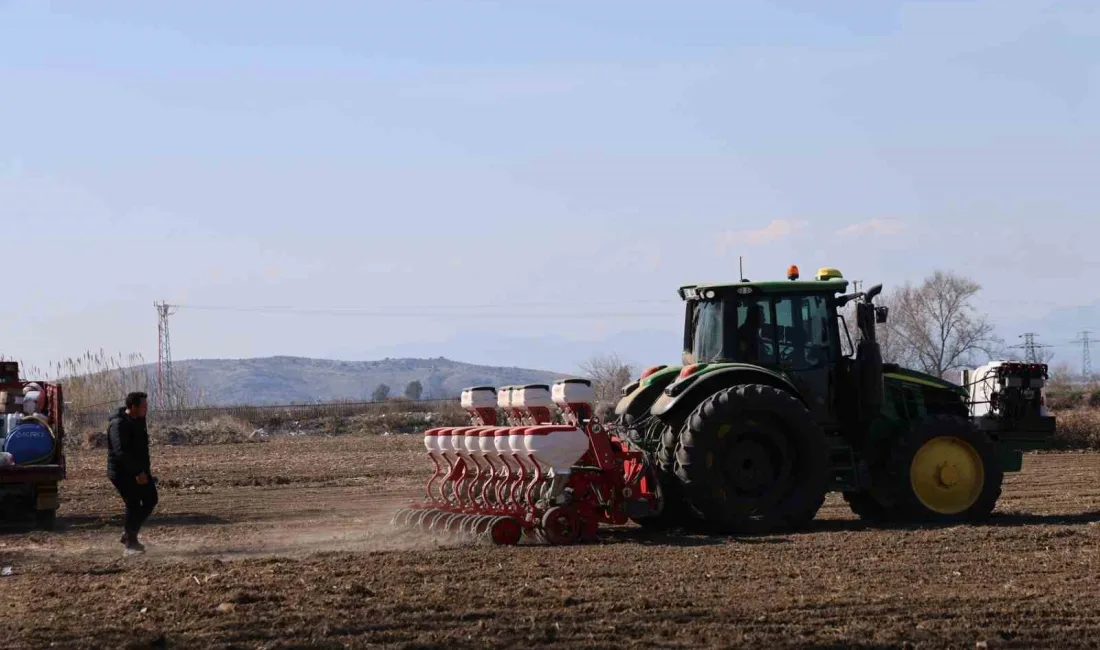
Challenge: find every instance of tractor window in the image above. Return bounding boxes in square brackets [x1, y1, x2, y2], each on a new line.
[692, 300, 725, 363]
[774, 295, 832, 369]
[734, 298, 776, 364]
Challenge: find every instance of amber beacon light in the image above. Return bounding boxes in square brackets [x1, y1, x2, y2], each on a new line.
[787, 265, 800, 281]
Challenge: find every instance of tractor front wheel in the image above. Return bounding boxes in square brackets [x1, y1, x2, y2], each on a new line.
[673, 384, 829, 535]
[889, 415, 1003, 523]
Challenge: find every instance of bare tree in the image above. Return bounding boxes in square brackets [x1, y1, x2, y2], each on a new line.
[1048, 361, 1075, 391]
[579, 353, 636, 409]
[880, 270, 1002, 378]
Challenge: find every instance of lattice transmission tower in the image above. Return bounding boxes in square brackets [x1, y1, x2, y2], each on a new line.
[1013, 333, 1052, 363]
[155, 301, 178, 410]
[1077, 330, 1098, 380]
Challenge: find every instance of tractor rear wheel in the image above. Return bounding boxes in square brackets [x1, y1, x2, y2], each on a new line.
[673, 384, 828, 534]
[889, 415, 1003, 523]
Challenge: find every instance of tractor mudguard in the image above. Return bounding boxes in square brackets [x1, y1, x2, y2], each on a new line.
[649, 365, 806, 425]
[614, 370, 680, 420]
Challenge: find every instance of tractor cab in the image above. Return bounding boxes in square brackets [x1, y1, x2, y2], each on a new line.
[674, 266, 889, 424]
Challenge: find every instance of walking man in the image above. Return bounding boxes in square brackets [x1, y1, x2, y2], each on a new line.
[107, 392, 158, 555]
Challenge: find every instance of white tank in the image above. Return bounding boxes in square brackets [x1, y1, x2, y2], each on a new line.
[493, 428, 511, 455]
[497, 386, 514, 410]
[451, 428, 470, 457]
[423, 428, 442, 454]
[461, 386, 497, 410]
[22, 390, 40, 415]
[478, 428, 497, 454]
[514, 384, 554, 423]
[524, 426, 590, 476]
[967, 362, 1002, 418]
[552, 378, 595, 409]
[464, 428, 482, 455]
[436, 427, 454, 453]
[513, 384, 552, 409]
[508, 426, 528, 459]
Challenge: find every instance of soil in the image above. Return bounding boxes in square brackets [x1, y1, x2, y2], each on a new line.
[1, 436, 1098, 649]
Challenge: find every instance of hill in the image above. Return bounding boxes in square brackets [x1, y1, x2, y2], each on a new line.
[173, 356, 570, 406]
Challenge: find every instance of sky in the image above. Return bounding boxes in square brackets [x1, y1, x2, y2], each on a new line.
[2, 0, 1098, 375]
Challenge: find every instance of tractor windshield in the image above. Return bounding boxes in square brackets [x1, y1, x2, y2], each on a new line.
[688, 293, 833, 368]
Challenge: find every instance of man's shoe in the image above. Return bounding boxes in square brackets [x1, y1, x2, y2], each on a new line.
[124, 540, 146, 556]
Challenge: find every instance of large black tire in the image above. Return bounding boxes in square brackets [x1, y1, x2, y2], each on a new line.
[887, 414, 1003, 523]
[673, 384, 829, 534]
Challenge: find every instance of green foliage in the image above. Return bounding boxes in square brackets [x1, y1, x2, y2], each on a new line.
[404, 380, 423, 400]
[372, 383, 391, 402]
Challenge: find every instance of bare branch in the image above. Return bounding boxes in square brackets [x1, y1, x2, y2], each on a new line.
[578, 353, 636, 410]
[879, 270, 1002, 378]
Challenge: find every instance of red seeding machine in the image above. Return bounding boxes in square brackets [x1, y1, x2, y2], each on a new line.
[390, 379, 663, 545]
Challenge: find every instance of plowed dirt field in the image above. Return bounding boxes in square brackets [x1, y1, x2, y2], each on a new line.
[1, 435, 1098, 649]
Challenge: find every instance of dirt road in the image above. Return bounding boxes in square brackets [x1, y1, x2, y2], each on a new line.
[1, 435, 1098, 649]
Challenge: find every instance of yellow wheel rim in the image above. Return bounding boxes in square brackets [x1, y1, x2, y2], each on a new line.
[909, 436, 985, 515]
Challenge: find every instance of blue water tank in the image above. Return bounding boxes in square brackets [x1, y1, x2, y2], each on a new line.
[3, 422, 55, 465]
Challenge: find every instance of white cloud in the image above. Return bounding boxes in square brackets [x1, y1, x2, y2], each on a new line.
[720, 219, 808, 248]
[836, 219, 905, 237]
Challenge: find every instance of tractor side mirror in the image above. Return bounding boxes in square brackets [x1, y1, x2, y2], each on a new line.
[875, 306, 889, 324]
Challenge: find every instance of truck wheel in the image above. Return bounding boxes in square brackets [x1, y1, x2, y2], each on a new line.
[35, 509, 57, 531]
[674, 384, 828, 534]
[889, 415, 1003, 523]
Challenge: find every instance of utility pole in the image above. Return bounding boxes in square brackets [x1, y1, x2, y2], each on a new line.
[155, 301, 178, 411]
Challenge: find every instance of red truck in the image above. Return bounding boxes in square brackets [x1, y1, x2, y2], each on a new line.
[0, 362, 65, 530]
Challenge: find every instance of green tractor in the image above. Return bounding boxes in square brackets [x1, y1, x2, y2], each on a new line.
[615, 266, 1056, 533]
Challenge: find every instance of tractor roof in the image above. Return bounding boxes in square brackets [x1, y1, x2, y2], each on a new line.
[678, 277, 849, 300]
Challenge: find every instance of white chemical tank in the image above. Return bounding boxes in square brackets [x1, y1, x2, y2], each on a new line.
[524, 425, 590, 476]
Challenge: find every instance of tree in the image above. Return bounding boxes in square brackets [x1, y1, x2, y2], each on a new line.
[579, 353, 636, 408]
[404, 380, 423, 400]
[372, 383, 391, 402]
[879, 270, 1002, 379]
[1048, 361, 1075, 391]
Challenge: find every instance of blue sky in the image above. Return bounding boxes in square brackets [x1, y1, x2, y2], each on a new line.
[2, 0, 1098, 374]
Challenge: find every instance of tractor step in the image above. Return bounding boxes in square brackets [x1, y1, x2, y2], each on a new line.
[826, 439, 860, 491]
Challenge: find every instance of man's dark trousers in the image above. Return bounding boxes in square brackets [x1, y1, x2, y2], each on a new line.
[111, 474, 158, 538]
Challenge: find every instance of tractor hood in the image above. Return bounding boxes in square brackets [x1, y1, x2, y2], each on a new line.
[662, 362, 795, 398]
[640, 365, 682, 387]
[882, 364, 968, 397]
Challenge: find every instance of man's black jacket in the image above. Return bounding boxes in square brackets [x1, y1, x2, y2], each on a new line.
[107, 407, 151, 480]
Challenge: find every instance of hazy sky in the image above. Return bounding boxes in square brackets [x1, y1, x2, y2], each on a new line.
[2, 0, 1098, 373]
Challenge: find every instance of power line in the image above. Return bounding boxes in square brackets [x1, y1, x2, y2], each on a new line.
[172, 304, 676, 319]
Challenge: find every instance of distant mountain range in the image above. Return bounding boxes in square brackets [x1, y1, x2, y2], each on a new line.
[173, 356, 570, 406]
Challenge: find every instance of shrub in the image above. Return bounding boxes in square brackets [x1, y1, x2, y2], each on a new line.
[1045, 389, 1085, 411]
[150, 415, 258, 446]
[1050, 408, 1100, 451]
